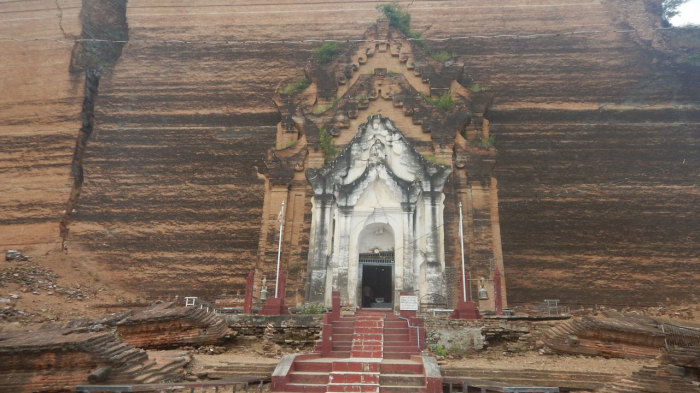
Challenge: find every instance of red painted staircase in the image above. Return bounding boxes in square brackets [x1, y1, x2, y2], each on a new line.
[271, 294, 441, 393]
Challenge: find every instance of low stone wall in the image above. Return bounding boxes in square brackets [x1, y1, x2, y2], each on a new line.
[225, 314, 322, 348]
[424, 318, 486, 352]
[424, 318, 555, 354]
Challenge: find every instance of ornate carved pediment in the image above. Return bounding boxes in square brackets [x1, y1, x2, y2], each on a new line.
[306, 115, 451, 204]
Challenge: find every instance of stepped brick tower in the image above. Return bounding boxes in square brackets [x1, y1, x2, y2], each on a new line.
[256, 19, 507, 312]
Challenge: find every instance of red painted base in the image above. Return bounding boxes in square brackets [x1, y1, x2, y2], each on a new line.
[449, 300, 481, 320]
[258, 297, 289, 316]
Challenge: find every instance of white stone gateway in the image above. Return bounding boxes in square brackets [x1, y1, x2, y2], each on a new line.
[306, 115, 451, 309]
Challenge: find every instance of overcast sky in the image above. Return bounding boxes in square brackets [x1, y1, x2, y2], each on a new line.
[670, 0, 700, 26]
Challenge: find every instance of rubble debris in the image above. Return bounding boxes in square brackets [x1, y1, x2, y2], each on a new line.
[598, 345, 700, 392]
[5, 250, 29, 261]
[0, 329, 190, 392]
[189, 345, 227, 355]
[116, 302, 230, 349]
[0, 263, 93, 301]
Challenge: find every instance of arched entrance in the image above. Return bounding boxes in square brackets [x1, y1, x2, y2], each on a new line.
[357, 223, 394, 308]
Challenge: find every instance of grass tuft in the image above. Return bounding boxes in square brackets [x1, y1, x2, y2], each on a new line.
[320, 127, 338, 164]
[474, 135, 496, 149]
[469, 83, 489, 93]
[429, 50, 452, 62]
[280, 78, 311, 95]
[424, 91, 455, 111]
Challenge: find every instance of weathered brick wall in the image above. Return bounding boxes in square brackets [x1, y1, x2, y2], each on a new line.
[226, 314, 322, 347]
[116, 304, 230, 349]
[0, 351, 97, 392]
[2, 0, 698, 307]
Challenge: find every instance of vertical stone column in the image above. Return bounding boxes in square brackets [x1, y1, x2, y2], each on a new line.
[307, 194, 334, 304]
[401, 202, 416, 293]
[422, 191, 440, 263]
[334, 205, 353, 305]
[423, 191, 446, 301]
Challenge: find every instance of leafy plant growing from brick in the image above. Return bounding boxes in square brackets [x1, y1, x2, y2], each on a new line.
[422, 153, 447, 165]
[429, 50, 453, 62]
[299, 303, 326, 314]
[280, 78, 311, 95]
[313, 42, 340, 64]
[469, 83, 489, 93]
[377, 2, 424, 48]
[425, 91, 455, 111]
[378, 3, 414, 37]
[429, 344, 447, 356]
[312, 97, 340, 114]
[320, 127, 337, 164]
[474, 135, 496, 149]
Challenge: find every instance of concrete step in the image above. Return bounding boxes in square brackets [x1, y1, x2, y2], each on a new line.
[332, 360, 381, 373]
[327, 383, 380, 392]
[379, 385, 426, 393]
[380, 362, 423, 375]
[384, 321, 408, 328]
[383, 335, 410, 343]
[333, 333, 354, 342]
[328, 372, 379, 384]
[382, 352, 415, 360]
[295, 361, 333, 373]
[379, 374, 424, 387]
[284, 382, 327, 392]
[289, 371, 328, 384]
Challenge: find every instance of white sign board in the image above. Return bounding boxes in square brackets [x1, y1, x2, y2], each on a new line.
[399, 296, 418, 311]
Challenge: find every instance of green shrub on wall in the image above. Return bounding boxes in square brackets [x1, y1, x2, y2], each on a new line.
[313, 42, 340, 64]
[320, 127, 337, 164]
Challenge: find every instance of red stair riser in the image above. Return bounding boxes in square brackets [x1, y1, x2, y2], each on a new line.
[329, 373, 379, 384]
[289, 373, 329, 384]
[379, 363, 423, 374]
[353, 333, 384, 340]
[379, 375, 424, 386]
[327, 385, 379, 392]
[332, 361, 381, 373]
[284, 383, 327, 392]
[355, 321, 383, 328]
[294, 362, 333, 372]
[382, 352, 413, 359]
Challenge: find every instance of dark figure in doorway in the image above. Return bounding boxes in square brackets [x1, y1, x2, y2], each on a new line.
[363, 285, 373, 308]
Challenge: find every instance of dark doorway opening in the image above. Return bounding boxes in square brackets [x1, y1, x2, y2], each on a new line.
[361, 265, 393, 308]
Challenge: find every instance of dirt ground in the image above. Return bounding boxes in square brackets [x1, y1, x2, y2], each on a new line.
[0, 242, 140, 332]
[184, 340, 652, 377]
[445, 351, 654, 375]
